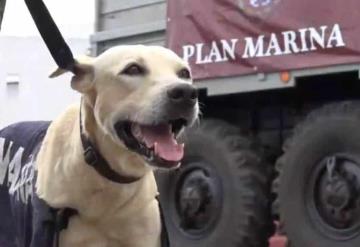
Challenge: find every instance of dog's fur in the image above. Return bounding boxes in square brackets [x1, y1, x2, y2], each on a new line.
[35, 45, 198, 247]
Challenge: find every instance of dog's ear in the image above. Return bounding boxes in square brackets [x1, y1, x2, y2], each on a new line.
[49, 55, 95, 93]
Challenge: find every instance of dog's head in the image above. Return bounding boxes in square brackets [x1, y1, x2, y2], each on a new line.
[51, 45, 199, 169]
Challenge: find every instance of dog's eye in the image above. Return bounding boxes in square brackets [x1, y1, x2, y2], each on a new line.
[177, 68, 191, 79]
[121, 64, 145, 76]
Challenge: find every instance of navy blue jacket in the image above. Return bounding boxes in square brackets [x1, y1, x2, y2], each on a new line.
[0, 121, 55, 247]
[0, 121, 169, 247]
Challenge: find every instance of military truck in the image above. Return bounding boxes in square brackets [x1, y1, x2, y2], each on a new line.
[91, 1, 360, 247]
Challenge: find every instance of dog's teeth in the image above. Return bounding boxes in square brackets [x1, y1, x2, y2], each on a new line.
[154, 142, 158, 154]
[132, 124, 142, 138]
[149, 150, 155, 161]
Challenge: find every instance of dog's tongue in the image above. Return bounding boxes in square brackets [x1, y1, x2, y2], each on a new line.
[139, 124, 184, 162]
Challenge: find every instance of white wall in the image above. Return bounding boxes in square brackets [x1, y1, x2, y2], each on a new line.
[1, 0, 95, 39]
[0, 36, 89, 128]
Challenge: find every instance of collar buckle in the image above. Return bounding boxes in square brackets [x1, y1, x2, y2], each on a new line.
[83, 146, 97, 167]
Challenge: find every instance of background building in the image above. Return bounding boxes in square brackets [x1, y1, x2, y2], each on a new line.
[0, 36, 89, 127]
[0, 0, 94, 127]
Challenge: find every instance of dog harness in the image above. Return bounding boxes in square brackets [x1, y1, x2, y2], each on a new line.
[0, 121, 170, 247]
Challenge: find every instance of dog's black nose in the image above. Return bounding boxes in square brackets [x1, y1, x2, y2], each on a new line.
[167, 84, 198, 107]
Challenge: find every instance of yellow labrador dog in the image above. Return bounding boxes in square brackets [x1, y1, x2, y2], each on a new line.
[35, 45, 199, 246]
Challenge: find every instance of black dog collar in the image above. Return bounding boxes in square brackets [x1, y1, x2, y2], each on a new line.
[79, 101, 141, 184]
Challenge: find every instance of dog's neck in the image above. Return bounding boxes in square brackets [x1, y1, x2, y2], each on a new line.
[80, 99, 149, 181]
[35, 102, 156, 217]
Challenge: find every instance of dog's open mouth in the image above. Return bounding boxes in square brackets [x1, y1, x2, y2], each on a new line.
[114, 119, 187, 168]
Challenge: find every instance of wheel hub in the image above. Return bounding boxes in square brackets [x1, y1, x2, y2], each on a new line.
[175, 164, 221, 233]
[180, 171, 211, 217]
[307, 154, 360, 239]
[325, 174, 351, 210]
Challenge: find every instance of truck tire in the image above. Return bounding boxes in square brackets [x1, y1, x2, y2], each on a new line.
[273, 101, 360, 247]
[156, 119, 273, 247]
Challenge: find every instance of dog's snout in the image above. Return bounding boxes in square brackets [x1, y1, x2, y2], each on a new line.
[167, 84, 198, 107]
